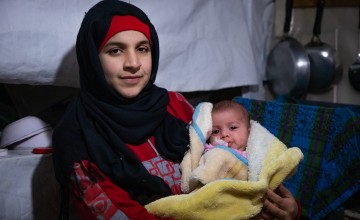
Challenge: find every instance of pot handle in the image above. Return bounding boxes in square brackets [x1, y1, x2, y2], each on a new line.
[313, 0, 325, 36]
[358, 5, 360, 29]
[358, 5, 360, 54]
[283, 0, 293, 34]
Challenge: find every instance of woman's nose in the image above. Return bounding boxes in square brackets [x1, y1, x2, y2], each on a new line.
[124, 51, 141, 71]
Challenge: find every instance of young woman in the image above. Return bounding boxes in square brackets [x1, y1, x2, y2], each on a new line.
[52, 1, 300, 219]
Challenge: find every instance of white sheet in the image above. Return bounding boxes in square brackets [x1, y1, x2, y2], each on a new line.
[0, 0, 274, 92]
[0, 151, 61, 220]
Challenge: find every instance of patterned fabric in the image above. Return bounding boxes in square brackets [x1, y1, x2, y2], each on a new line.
[233, 96, 360, 220]
[72, 163, 129, 220]
[72, 155, 182, 220]
[143, 156, 182, 195]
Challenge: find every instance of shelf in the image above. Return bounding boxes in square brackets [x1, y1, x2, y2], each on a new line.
[294, 0, 360, 8]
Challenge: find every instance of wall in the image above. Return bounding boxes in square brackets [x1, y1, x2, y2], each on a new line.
[2, 1, 360, 122]
[0, 0, 273, 92]
[267, 0, 360, 105]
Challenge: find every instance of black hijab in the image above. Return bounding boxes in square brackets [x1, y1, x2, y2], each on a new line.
[52, 0, 189, 205]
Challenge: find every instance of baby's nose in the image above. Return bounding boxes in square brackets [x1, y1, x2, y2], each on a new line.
[220, 130, 229, 137]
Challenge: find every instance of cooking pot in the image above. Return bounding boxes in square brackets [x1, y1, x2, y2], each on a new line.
[305, 0, 342, 93]
[266, 0, 310, 99]
[349, 6, 360, 91]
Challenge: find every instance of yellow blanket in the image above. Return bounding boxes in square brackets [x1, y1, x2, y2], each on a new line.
[145, 102, 303, 220]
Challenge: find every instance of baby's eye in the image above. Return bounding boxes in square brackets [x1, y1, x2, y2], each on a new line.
[211, 129, 220, 135]
[230, 126, 238, 131]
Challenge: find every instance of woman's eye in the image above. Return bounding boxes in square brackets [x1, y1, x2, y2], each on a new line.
[109, 48, 122, 55]
[138, 46, 150, 53]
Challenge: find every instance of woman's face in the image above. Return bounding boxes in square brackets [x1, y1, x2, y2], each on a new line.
[99, 30, 152, 98]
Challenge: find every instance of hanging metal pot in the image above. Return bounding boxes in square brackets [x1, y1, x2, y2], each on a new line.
[349, 6, 360, 91]
[305, 0, 342, 93]
[266, 0, 310, 99]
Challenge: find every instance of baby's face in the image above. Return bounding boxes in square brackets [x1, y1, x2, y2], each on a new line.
[210, 109, 249, 151]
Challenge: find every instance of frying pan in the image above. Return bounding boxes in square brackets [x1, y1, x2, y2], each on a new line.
[305, 0, 342, 93]
[348, 6, 360, 91]
[266, 0, 310, 99]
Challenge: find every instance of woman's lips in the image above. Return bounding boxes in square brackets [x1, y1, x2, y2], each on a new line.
[122, 75, 141, 84]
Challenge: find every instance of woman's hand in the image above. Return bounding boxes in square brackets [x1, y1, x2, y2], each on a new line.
[259, 185, 299, 220]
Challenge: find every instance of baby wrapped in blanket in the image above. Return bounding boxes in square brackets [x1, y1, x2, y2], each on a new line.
[183, 100, 250, 193]
[145, 101, 304, 220]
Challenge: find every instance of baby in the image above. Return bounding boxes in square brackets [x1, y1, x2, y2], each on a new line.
[187, 100, 250, 192]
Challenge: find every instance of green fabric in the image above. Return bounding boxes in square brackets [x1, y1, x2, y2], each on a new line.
[234, 97, 360, 219]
